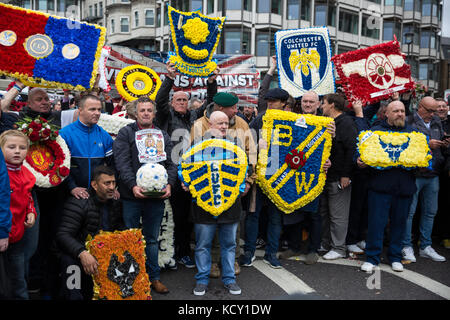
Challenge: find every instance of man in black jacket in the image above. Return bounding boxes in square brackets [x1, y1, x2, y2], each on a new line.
[113, 96, 177, 294]
[319, 93, 357, 260]
[56, 166, 124, 300]
[155, 62, 219, 269]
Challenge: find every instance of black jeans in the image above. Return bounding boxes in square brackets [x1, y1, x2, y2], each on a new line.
[170, 182, 194, 259]
[346, 172, 368, 245]
[284, 211, 321, 253]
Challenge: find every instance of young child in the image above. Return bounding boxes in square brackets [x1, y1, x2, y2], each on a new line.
[0, 130, 37, 300]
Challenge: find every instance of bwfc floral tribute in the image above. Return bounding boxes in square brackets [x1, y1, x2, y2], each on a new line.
[256, 110, 333, 214]
[357, 130, 432, 170]
[179, 139, 248, 216]
[16, 116, 71, 188]
[275, 27, 335, 98]
[332, 39, 415, 105]
[0, 3, 106, 91]
[167, 6, 225, 77]
[86, 229, 151, 300]
[115, 64, 161, 101]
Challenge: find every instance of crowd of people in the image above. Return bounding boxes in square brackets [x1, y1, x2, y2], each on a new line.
[0, 56, 449, 300]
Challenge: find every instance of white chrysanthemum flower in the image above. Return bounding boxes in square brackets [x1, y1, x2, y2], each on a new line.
[136, 163, 168, 192]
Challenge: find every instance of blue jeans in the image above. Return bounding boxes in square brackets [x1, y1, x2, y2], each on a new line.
[122, 199, 165, 282]
[265, 202, 283, 255]
[6, 239, 29, 300]
[402, 177, 439, 249]
[365, 190, 412, 265]
[194, 222, 238, 285]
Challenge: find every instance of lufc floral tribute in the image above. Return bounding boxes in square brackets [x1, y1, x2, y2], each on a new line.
[332, 38, 415, 106]
[179, 139, 248, 217]
[256, 110, 333, 214]
[115, 64, 162, 101]
[275, 27, 335, 98]
[86, 229, 151, 300]
[357, 130, 432, 170]
[136, 163, 168, 197]
[167, 6, 225, 77]
[0, 3, 106, 91]
[16, 116, 71, 188]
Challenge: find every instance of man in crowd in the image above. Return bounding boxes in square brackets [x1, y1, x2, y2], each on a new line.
[113, 97, 177, 294]
[56, 166, 124, 300]
[401, 96, 450, 263]
[319, 93, 357, 260]
[359, 101, 417, 273]
[237, 104, 256, 124]
[59, 94, 114, 200]
[187, 110, 243, 296]
[155, 62, 219, 269]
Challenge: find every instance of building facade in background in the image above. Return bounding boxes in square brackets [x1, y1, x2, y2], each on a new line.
[4, 0, 444, 96]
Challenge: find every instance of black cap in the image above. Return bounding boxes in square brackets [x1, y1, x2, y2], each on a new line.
[264, 88, 290, 101]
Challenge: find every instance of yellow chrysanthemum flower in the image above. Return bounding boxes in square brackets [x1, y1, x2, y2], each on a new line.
[182, 17, 210, 45]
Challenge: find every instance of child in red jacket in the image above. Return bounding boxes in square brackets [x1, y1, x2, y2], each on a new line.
[0, 130, 37, 300]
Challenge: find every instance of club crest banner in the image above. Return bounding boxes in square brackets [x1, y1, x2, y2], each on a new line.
[357, 130, 432, 170]
[256, 110, 333, 214]
[179, 139, 248, 216]
[275, 27, 335, 98]
[168, 6, 225, 77]
[0, 3, 105, 91]
[332, 39, 415, 105]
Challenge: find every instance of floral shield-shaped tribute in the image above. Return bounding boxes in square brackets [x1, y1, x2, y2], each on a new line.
[179, 139, 248, 216]
[275, 27, 335, 98]
[332, 39, 415, 105]
[168, 6, 225, 77]
[256, 110, 333, 214]
[357, 131, 432, 170]
[86, 229, 151, 300]
[0, 3, 106, 91]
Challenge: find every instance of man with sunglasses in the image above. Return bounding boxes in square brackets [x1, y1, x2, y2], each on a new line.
[401, 96, 450, 263]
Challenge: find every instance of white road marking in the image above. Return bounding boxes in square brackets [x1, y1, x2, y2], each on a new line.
[252, 260, 316, 295]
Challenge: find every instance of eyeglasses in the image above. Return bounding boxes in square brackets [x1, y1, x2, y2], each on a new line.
[420, 104, 436, 114]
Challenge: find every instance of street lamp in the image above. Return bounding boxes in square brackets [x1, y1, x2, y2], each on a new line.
[404, 32, 414, 66]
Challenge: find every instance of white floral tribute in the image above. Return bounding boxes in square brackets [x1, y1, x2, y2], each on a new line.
[97, 112, 134, 137]
[136, 163, 168, 192]
[158, 199, 176, 268]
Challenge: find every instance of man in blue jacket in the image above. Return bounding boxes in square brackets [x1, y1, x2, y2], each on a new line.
[358, 100, 417, 273]
[59, 94, 114, 200]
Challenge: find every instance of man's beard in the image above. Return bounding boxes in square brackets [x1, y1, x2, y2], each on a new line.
[391, 118, 405, 127]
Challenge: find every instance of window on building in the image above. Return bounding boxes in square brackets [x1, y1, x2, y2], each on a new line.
[224, 30, 250, 54]
[244, 0, 252, 11]
[256, 32, 270, 56]
[23, 0, 31, 9]
[287, 0, 299, 20]
[383, 20, 401, 41]
[338, 10, 358, 35]
[272, 0, 281, 14]
[111, 19, 115, 33]
[207, 0, 214, 13]
[157, 7, 161, 27]
[99, 2, 103, 16]
[409, 59, 418, 79]
[164, 9, 168, 26]
[120, 17, 129, 32]
[385, 0, 402, 6]
[301, 0, 310, 20]
[328, 5, 336, 26]
[314, 2, 327, 26]
[419, 63, 428, 80]
[361, 15, 380, 39]
[37, 0, 47, 10]
[145, 10, 154, 26]
[258, 0, 270, 13]
[47, 0, 54, 10]
[404, 0, 414, 11]
[192, 0, 202, 11]
[94, 4, 97, 17]
[421, 30, 430, 48]
[89, 5, 93, 17]
[422, 0, 431, 16]
[134, 11, 139, 27]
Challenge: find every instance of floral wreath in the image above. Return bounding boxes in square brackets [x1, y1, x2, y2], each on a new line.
[16, 116, 71, 187]
[167, 6, 226, 77]
[115, 65, 161, 101]
[97, 112, 134, 139]
[256, 110, 333, 214]
[357, 130, 432, 170]
[179, 139, 248, 216]
[158, 199, 176, 269]
[86, 229, 151, 300]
